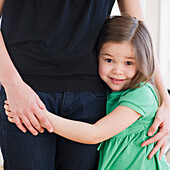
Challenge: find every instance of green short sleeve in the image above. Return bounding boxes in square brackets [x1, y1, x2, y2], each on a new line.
[118, 83, 158, 117]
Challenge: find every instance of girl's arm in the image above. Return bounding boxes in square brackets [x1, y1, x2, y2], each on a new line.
[4, 102, 140, 144]
[118, 0, 170, 160]
[42, 106, 140, 144]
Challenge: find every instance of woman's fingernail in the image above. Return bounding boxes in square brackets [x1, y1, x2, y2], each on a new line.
[40, 129, 44, 133]
[34, 132, 38, 136]
[49, 128, 53, 132]
[148, 132, 152, 136]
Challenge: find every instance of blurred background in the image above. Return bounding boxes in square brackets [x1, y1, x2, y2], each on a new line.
[0, 0, 170, 169]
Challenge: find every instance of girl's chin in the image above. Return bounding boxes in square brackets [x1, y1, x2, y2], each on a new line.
[108, 84, 127, 92]
[110, 88, 123, 92]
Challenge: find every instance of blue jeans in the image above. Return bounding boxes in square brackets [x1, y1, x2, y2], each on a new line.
[0, 85, 106, 170]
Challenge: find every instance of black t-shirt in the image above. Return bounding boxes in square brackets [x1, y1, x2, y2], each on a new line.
[1, 0, 115, 92]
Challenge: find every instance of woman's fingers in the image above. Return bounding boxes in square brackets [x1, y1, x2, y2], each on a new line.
[159, 140, 167, 160]
[147, 136, 168, 159]
[4, 101, 45, 134]
[141, 127, 167, 147]
[13, 116, 27, 133]
[19, 115, 38, 135]
[147, 117, 162, 137]
[142, 124, 168, 147]
[141, 120, 169, 159]
[4, 107, 40, 135]
[28, 113, 44, 133]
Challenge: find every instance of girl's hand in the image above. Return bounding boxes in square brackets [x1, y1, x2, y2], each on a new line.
[4, 101, 15, 123]
[4, 81, 53, 135]
[141, 100, 170, 160]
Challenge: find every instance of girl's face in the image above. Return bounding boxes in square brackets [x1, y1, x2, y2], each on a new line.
[99, 41, 137, 92]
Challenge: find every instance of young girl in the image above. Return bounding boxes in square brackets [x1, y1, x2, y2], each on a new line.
[5, 15, 170, 169]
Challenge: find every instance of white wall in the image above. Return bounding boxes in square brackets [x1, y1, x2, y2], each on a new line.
[159, 0, 170, 89]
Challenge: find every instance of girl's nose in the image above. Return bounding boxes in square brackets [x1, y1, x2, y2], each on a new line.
[111, 64, 123, 75]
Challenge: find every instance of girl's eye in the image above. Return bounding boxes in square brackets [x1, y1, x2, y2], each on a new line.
[106, 59, 113, 63]
[126, 61, 133, 65]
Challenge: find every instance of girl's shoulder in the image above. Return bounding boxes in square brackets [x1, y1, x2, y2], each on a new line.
[121, 82, 158, 102]
[118, 82, 158, 117]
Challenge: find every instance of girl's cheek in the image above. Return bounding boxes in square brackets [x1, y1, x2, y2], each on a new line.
[128, 70, 137, 78]
[99, 66, 106, 79]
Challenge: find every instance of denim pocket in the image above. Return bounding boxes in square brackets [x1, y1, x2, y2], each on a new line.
[88, 91, 106, 100]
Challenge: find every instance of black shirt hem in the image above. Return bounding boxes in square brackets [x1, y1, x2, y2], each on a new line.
[22, 75, 106, 92]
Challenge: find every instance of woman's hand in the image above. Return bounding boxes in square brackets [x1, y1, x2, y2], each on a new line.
[4, 80, 53, 135]
[141, 100, 170, 160]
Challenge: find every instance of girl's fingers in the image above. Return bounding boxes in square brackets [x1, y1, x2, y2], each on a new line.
[4, 103, 11, 112]
[5, 109, 13, 117]
[8, 117, 15, 123]
[4, 100, 9, 105]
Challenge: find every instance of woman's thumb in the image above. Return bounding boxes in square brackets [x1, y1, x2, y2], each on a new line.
[148, 117, 161, 136]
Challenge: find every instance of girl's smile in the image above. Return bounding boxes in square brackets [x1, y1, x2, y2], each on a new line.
[110, 77, 125, 84]
[98, 41, 137, 92]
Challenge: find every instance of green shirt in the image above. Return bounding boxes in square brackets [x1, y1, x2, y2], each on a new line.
[98, 83, 170, 170]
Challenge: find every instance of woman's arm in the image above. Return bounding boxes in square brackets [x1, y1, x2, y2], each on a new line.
[0, 0, 5, 16]
[42, 106, 140, 144]
[117, 0, 144, 21]
[117, 0, 170, 160]
[0, 1, 53, 135]
[141, 60, 170, 160]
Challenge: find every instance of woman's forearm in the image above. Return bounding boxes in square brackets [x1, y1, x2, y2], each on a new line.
[0, 0, 21, 87]
[117, 0, 144, 21]
[0, 31, 22, 87]
[155, 60, 170, 104]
